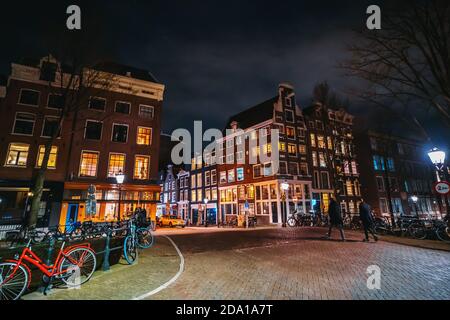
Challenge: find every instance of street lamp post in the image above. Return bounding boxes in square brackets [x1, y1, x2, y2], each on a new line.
[411, 195, 419, 218]
[428, 147, 450, 217]
[281, 182, 289, 228]
[203, 198, 209, 227]
[22, 192, 33, 229]
[115, 170, 125, 222]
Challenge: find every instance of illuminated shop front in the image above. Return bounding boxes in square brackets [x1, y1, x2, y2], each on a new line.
[59, 182, 160, 226]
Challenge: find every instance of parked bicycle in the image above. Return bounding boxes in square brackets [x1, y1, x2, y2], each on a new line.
[123, 217, 154, 265]
[0, 233, 96, 300]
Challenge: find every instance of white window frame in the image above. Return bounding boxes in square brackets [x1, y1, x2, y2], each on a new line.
[12, 112, 36, 136]
[139, 105, 155, 119]
[88, 96, 107, 112]
[111, 123, 129, 143]
[84, 120, 103, 140]
[136, 126, 153, 146]
[4, 142, 30, 167]
[79, 150, 100, 178]
[134, 154, 151, 180]
[46, 93, 63, 110]
[18, 88, 40, 107]
[115, 101, 131, 115]
[107, 152, 126, 178]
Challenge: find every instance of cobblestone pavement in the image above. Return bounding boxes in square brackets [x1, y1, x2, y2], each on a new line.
[21, 227, 450, 300]
[149, 227, 450, 300]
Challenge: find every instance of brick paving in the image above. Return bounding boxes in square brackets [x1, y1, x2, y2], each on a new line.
[21, 227, 450, 300]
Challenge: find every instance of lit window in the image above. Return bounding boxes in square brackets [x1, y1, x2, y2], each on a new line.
[317, 135, 326, 149]
[319, 152, 326, 168]
[79, 151, 99, 177]
[299, 144, 307, 154]
[108, 153, 126, 177]
[211, 189, 218, 200]
[197, 174, 202, 188]
[237, 168, 244, 181]
[191, 190, 197, 202]
[112, 124, 128, 143]
[286, 127, 295, 139]
[287, 144, 297, 156]
[346, 180, 354, 196]
[312, 152, 318, 167]
[327, 137, 333, 150]
[310, 134, 316, 147]
[139, 105, 155, 120]
[137, 127, 152, 145]
[228, 169, 235, 182]
[13, 113, 36, 135]
[37, 146, 58, 168]
[5, 143, 29, 167]
[205, 171, 211, 186]
[278, 142, 286, 152]
[134, 155, 150, 180]
[351, 161, 358, 175]
[197, 189, 202, 202]
[211, 170, 217, 185]
[191, 175, 196, 188]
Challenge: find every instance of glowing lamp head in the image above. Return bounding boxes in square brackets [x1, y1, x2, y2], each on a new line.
[411, 195, 419, 203]
[281, 182, 289, 191]
[428, 147, 446, 166]
[115, 170, 125, 184]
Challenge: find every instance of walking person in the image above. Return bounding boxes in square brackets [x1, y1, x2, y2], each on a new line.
[359, 199, 379, 242]
[325, 197, 346, 241]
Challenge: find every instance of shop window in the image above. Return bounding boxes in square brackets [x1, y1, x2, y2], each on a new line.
[5, 143, 29, 167]
[137, 127, 152, 145]
[13, 112, 35, 135]
[79, 151, 99, 177]
[37, 145, 58, 168]
[134, 155, 150, 180]
[108, 153, 126, 177]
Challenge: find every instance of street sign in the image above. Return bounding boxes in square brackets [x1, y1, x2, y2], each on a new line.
[434, 181, 450, 195]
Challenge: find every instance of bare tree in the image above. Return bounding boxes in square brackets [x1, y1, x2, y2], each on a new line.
[341, 0, 450, 137]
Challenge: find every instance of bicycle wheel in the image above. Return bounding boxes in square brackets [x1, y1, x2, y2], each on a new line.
[136, 228, 154, 249]
[287, 217, 297, 227]
[408, 223, 427, 240]
[436, 225, 450, 243]
[123, 235, 137, 264]
[58, 248, 97, 286]
[0, 263, 29, 300]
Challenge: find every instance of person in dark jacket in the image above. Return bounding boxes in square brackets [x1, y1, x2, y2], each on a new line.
[359, 199, 378, 242]
[326, 198, 346, 241]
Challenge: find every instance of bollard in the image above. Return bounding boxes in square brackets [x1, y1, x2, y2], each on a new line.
[102, 229, 111, 271]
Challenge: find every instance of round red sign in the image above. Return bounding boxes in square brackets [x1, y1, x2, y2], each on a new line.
[434, 181, 450, 195]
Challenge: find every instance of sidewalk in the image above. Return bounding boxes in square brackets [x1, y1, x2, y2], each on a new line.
[22, 235, 181, 300]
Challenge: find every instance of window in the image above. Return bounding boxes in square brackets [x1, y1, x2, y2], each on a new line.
[237, 168, 244, 181]
[197, 174, 202, 188]
[89, 97, 106, 111]
[263, 163, 273, 176]
[191, 175, 196, 188]
[139, 105, 154, 119]
[285, 110, 294, 122]
[310, 134, 316, 147]
[370, 137, 378, 150]
[5, 143, 29, 167]
[228, 169, 235, 182]
[287, 144, 297, 157]
[317, 135, 326, 149]
[220, 171, 227, 184]
[211, 170, 217, 185]
[13, 113, 35, 135]
[288, 162, 299, 176]
[205, 171, 211, 186]
[112, 124, 128, 143]
[278, 142, 286, 153]
[354, 180, 361, 196]
[387, 158, 395, 172]
[372, 155, 385, 171]
[297, 129, 305, 139]
[298, 144, 306, 154]
[314, 171, 320, 189]
[321, 172, 330, 189]
[137, 127, 152, 145]
[397, 143, 404, 155]
[286, 127, 295, 139]
[115, 101, 131, 114]
[85, 121, 102, 140]
[316, 121, 324, 130]
[197, 189, 203, 202]
[346, 180, 354, 196]
[379, 198, 388, 214]
[108, 153, 126, 177]
[191, 190, 197, 202]
[279, 161, 288, 175]
[134, 156, 150, 180]
[18, 89, 39, 106]
[253, 165, 262, 178]
[211, 189, 218, 201]
[285, 97, 292, 108]
[79, 151, 99, 177]
[42, 117, 60, 138]
[327, 136, 333, 150]
[376, 176, 385, 192]
[47, 94, 63, 109]
[351, 161, 358, 175]
[312, 152, 318, 167]
[319, 152, 326, 168]
[37, 146, 58, 168]
[300, 163, 308, 176]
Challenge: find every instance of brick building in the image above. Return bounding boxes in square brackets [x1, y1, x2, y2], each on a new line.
[355, 130, 442, 219]
[0, 55, 164, 226]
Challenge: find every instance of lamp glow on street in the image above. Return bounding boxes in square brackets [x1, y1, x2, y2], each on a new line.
[115, 170, 125, 184]
[411, 195, 419, 203]
[428, 147, 446, 166]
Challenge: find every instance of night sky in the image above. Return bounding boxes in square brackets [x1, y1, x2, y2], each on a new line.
[1, 0, 448, 148]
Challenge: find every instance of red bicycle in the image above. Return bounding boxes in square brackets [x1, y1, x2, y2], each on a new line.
[0, 236, 97, 300]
